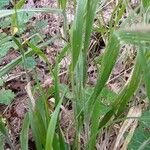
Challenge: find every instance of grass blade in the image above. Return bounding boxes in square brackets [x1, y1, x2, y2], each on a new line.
[99, 51, 142, 129]
[71, 0, 86, 70]
[109, 0, 124, 32]
[45, 91, 66, 150]
[116, 55, 142, 116]
[20, 113, 29, 150]
[82, 0, 98, 83]
[58, 0, 67, 10]
[88, 33, 120, 110]
[58, 128, 68, 150]
[29, 109, 43, 150]
[53, 133, 61, 150]
[0, 8, 62, 18]
[88, 100, 103, 149]
[117, 25, 150, 45]
[139, 47, 150, 101]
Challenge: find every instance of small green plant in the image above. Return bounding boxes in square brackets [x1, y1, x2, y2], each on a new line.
[0, 88, 15, 105]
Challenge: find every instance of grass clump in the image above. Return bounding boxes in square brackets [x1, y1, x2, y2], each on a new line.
[0, 0, 150, 149]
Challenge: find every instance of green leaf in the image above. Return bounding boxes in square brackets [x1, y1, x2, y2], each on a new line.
[100, 87, 117, 102]
[0, 79, 4, 86]
[0, 49, 33, 78]
[142, 0, 150, 10]
[0, 34, 17, 63]
[0, 0, 9, 8]
[27, 42, 54, 78]
[0, 41, 17, 59]
[0, 17, 11, 29]
[0, 8, 62, 18]
[71, 0, 86, 70]
[99, 53, 142, 129]
[15, 0, 25, 9]
[88, 100, 108, 149]
[58, 0, 67, 10]
[29, 109, 43, 150]
[0, 89, 15, 105]
[45, 98, 63, 150]
[129, 111, 150, 149]
[20, 113, 29, 150]
[53, 133, 61, 150]
[23, 57, 36, 69]
[59, 84, 73, 99]
[36, 20, 48, 30]
[45, 90, 66, 150]
[117, 28, 150, 46]
[88, 33, 120, 112]
[58, 129, 68, 150]
[109, 0, 124, 32]
[17, 12, 34, 32]
[0, 133, 4, 150]
[139, 47, 150, 101]
[129, 127, 150, 150]
[82, 0, 99, 84]
[12, 0, 26, 32]
[34, 108, 47, 146]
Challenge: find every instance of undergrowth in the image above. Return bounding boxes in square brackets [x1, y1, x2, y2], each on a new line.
[0, 0, 150, 149]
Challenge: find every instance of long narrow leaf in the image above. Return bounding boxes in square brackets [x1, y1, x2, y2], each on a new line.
[139, 47, 150, 101]
[99, 52, 142, 129]
[117, 26, 150, 45]
[45, 94, 65, 150]
[71, 0, 86, 70]
[116, 53, 142, 116]
[82, 0, 98, 84]
[29, 109, 43, 150]
[88, 33, 120, 110]
[88, 100, 103, 149]
[45, 89, 66, 150]
[20, 113, 29, 150]
[0, 8, 62, 18]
